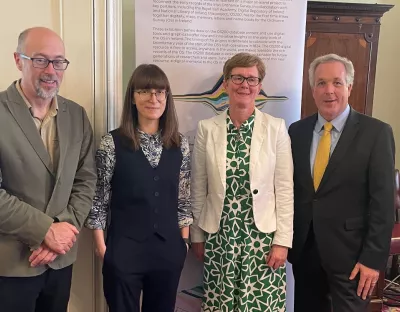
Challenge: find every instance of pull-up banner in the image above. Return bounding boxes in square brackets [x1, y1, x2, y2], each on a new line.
[135, 1, 307, 310]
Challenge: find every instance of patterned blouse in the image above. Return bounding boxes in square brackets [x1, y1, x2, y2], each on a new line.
[226, 110, 255, 199]
[84, 130, 193, 230]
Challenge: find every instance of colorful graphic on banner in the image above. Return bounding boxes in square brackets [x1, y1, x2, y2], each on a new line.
[135, 1, 307, 311]
[173, 74, 288, 113]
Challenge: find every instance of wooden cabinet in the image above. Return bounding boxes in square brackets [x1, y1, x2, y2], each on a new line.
[303, 1, 393, 118]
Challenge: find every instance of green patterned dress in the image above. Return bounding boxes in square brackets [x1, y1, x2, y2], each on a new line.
[202, 111, 286, 312]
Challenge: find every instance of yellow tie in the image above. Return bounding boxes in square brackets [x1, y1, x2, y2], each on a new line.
[313, 122, 333, 190]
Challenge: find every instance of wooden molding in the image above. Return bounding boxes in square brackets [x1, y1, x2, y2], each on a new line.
[307, 1, 394, 17]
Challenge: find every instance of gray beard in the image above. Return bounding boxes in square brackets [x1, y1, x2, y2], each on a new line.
[35, 84, 59, 99]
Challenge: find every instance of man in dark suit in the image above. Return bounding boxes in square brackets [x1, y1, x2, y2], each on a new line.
[0, 27, 96, 312]
[288, 53, 395, 312]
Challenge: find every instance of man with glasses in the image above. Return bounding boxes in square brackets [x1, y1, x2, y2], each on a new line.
[0, 27, 97, 312]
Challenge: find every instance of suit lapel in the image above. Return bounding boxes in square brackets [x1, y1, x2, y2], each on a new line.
[300, 114, 317, 194]
[5, 83, 54, 175]
[55, 99, 69, 181]
[212, 111, 227, 186]
[249, 109, 265, 179]
[317, 108, 359, 191]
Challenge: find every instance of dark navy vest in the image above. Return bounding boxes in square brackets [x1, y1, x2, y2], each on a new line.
[108, 129, 182, 241]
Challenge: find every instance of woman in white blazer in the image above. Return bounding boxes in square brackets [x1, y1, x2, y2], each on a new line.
[190, 52, 294, 312]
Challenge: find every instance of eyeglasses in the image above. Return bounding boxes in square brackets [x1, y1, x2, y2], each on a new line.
[230, 75, 261, 86]
[135, 90, 168, 101]
[19, 53, 70, 71]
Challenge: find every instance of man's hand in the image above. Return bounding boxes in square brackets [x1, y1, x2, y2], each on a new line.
[192, 242, 205, 262]
[349, 262, 379, 300]
[29, 244, 58, 267]
[44, 222, 79, 254]
[266, 245, 288, 269]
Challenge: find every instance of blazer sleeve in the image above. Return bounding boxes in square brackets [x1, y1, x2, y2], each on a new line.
[54, 107, 97, 230]
[0, 174, 54, 248]
[272, 119, 294, 248]
[359, 123, 395, 270]
[190, 120, 207, 243]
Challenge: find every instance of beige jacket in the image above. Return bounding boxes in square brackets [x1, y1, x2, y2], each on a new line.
[190, 108, 294, 247]
[0, 82, 97, 277]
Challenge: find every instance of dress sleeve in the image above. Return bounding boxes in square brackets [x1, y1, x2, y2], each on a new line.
[84, 133, 116, 230]
[177, 135, 193, 228]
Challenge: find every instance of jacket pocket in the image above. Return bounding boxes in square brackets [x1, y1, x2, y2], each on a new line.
[345, 217, 366, 230]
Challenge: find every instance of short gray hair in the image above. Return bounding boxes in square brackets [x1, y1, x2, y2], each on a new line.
[16, 28, 32, 53]
[308, 53, 355, 87]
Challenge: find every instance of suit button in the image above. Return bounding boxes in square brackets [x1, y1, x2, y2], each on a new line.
[154, 208, 158, 214]
[153, 224, 158, 229]
[154, 192, 159, 197]
[154, 176, 159, 181]
[253, 189, 258, 195]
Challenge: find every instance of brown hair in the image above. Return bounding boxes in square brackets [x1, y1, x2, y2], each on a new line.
[223, 52, 266, 81]
[119, 64, 180, 150]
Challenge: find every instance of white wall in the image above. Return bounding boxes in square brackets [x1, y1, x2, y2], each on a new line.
[372, 0, 400, 166]
[123, 0, 135, 92]
[0, 2, 53, 89]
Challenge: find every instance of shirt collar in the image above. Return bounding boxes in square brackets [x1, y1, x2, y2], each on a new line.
[15, 80, 59, 116]
[137, 129, 162, 142]
[315, 104, 350, 133]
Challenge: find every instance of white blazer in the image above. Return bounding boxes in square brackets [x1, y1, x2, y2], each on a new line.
[190, 108, 294, 247]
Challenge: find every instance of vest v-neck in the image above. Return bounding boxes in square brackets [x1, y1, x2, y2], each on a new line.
[138, 146, 167, 170]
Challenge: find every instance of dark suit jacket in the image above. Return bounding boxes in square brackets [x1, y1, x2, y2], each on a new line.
[288, 108, 395, 273]
[0, 82, 97, 277]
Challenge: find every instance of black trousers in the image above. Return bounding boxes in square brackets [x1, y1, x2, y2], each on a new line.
[292, 228, 369, 312]
[0, 265, 73, 312]
[103, 233, 187, 312]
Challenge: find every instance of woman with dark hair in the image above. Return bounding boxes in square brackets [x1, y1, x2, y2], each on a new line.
[84, 64, 192, 312]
